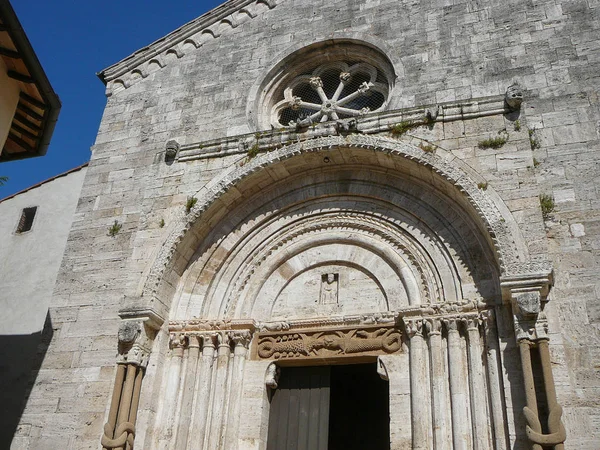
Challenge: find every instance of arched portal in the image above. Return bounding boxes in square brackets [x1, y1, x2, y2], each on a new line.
[121, 135, 556, 450]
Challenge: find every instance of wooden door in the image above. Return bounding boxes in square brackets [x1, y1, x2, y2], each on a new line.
[266, 366, 330, 450]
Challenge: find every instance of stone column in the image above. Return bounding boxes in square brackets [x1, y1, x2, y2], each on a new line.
[101, 312, 162, 450]
[426, 318, 452, 450]
[164, 334, 186, 449]
[405, 318, 431, 450]
[175, 335, 201, 449]
[464, 317, 491, 450]
[188, 333, 216, 449]
[510, 289, 566, 450]
[444, 318, 472, 450]
[483, 310, 508, 450]
[207, 331, 232, 450]
[224, 331, 252, 449]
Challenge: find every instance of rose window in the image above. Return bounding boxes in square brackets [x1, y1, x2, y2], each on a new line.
[273, 62, 389, 127]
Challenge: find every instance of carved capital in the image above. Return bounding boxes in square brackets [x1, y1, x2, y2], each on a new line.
[424, 318, 442, 336]
[514, 312, 549, 342]
[116, 310, 163, 368]
[443, 317, 461, 333]
[403, 318, 424, 338]
[229, 330, 252, 349]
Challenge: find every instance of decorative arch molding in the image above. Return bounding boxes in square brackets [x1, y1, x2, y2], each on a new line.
[134, 134, 546, 321]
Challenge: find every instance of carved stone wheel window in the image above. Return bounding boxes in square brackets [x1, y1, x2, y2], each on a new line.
[274, 62, 389, 127]
[255, 40, 396, 130]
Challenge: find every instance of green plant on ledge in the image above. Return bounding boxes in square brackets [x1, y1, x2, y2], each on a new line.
[108, 220, 122, 237]
[539, 193, 555, 220]
[247, 143, 260, 158]
[185, 196, 197, 213]
[390, 120, 423, 137]
[477, 182, 488, 190]
[478, 132, 508, 149]
[159, 218, 165, 228]
[514, 120, 521, 132]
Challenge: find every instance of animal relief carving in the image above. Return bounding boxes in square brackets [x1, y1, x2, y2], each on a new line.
[256, 327, 402, 360]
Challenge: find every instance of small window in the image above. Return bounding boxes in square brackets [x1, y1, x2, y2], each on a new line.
[16, 206, 37, 233]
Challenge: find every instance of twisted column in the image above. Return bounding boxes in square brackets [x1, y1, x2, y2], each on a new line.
[510, 289, 566, 449]
[101, 313, 162, 450]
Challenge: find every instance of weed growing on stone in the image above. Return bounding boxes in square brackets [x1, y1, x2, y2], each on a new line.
[159, 218, 165, 228]
[539, 193, 555, 220]
[478, 134, 508, 149]
[419, 142, 436, 153]
[477, 182, 488, 190]
[528, 128, 540, 150]
[533, 157, 540, 168]
[108, 220, 122, 237]
[186, 196, 197, 213]
[514, 120, 521, 131]
[247, 143, 260, 158]
[390, 120, 423, 137]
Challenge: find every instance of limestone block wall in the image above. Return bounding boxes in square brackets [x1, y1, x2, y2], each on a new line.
[11, 0, 600, 448]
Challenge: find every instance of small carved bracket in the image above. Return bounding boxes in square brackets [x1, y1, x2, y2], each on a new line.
[117, 308, 164, 368]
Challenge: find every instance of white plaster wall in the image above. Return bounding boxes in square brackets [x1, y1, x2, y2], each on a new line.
[0, 57, 20, 155]
[0, 167, 87, 335]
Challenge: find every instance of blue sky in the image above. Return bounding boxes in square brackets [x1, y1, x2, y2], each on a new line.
[1, 0, 223, 198]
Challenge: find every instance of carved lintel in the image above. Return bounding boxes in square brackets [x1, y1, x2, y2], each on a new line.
[169, 318, 256, 333]
[256, 326, 402, 360]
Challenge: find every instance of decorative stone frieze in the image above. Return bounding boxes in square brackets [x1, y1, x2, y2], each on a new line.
[255, 326, 403, 360]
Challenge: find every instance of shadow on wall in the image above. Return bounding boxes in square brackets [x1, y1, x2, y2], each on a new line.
[0, 311, 53, 447]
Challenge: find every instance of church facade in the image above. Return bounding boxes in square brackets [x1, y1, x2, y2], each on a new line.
[11, 0, 600, 449]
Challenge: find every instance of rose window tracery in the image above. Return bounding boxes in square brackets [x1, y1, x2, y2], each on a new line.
[273, 62, 389, 127]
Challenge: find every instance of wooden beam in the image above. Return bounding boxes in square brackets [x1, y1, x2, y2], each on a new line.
[13, 112, 43, 132]
[20, 91, 47, 110]
[7, 70, 34, 83]
[0, 46, 20, 59]
[11, 122, 40, 140]
[16, 102, 44, 121]
[8, 132, 36, 152]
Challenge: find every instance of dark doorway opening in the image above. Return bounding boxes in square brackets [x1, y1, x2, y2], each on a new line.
[266, 362, 390, 450]
[328, 363, 390, 450]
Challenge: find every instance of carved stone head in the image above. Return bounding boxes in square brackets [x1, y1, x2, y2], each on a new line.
[165, 140, 180, 161]
[505, 83, 523, 110]
[118, 321, 142, 345]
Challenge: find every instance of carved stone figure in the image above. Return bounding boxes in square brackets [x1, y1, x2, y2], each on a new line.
[505, 83, 523, 110]
[320, 273, 339, 305]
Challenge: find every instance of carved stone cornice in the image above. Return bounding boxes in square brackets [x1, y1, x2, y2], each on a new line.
[176, 96, 508, 162]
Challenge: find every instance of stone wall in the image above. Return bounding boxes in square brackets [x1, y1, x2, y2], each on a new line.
[12, 0, 600, 448]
